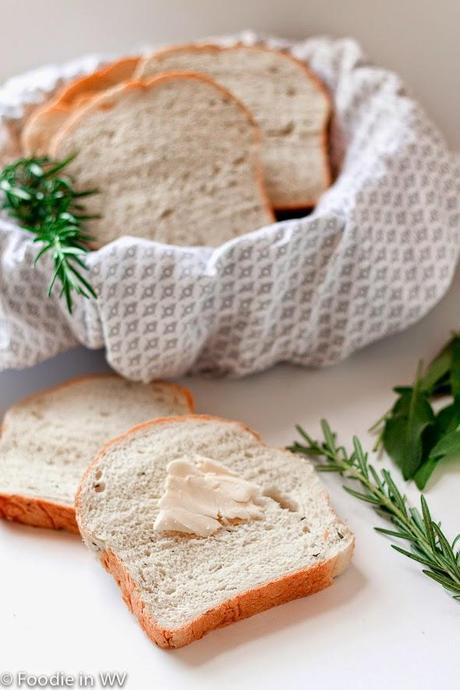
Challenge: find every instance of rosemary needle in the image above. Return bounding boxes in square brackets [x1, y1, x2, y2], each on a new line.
[0, 155, 98, 313]
[289, 420, 460, 600]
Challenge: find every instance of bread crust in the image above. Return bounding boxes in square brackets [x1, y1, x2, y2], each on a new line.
[101, 544, 351, 649]
[48, 72, 275, 242]
[76, 414, 354, 649]
[136, 43, 332, 209]
[0, 494, 78, 532]
[2, 372, 194, 420]
[21, 57, 139, 155]
[0, 374, 194, 532]
[54, 57, 139, 107]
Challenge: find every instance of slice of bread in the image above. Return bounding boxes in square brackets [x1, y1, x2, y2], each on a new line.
[136, 44, 332, 209]
[0, 375, 193, 533]
[76, 415, 354, 648]
[21, 57, 139, 155]
[49, 73, 274, 248]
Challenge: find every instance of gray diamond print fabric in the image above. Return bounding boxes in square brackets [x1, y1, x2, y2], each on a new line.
[0, 33, 459, 380]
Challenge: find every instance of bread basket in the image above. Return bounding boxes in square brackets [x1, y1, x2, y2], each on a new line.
[1, 32, 459, 380]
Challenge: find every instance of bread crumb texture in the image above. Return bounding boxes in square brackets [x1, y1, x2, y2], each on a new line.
[0, 376, 192, 530]
[51, 74, 273, 247]
[136, 45, 331, 208]
[77, 416, 354, 647]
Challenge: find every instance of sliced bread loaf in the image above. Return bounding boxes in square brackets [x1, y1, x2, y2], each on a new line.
[76, 415, 354, 648]
[21, 57, 139, 156]
[136, 44, 332, 209]
[49, 72, 274, 248]
[0, 375, 193, 533]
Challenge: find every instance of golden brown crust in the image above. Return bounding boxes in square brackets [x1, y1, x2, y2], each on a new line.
[21, 57, 139, 155]
[0, 494, 78, 533]
[48, 71, 275, 234]
[136, 43, 332, 209]
[101, 545, 343, 649]
[55, 57, 139, 108]
[0, 374, 194, 533]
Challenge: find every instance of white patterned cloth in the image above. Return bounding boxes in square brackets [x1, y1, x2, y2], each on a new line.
[0, 33, 459, 380]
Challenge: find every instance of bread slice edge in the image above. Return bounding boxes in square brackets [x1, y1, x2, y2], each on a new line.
[100, 540, 353, 649]
[0, 374, 194, 532]
[21, 56, 139, 156]
[136, 43, 333, 209]
[48, 71, 275, 246]
[76, 414, 354, 649]
[0, 494, 79, 532]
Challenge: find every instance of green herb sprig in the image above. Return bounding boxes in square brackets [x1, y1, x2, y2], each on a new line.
[290, 421, 460, 600]
[0, 155, 98, 313]
[372, 333, 460, 488]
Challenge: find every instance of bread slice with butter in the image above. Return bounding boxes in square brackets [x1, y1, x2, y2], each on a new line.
[76, 415, 354, 648]
[49, 72, 274, 248]
[136, 44, 332, 209]
[0, 375, 193, 533]
[21, 56, 139, 156]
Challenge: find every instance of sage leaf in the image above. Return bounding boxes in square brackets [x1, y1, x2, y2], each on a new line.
[434, 399, 460, 435]
[420, 400, 459, 458]
[414, 425, 460, 489]
[420, 397, 460, 467]
[450, 337, 460, 399]
[420, 337, 456, 393]
[383, 384, 435, 480]
[391, 388, 412, 415]
[414, 457, 439, 490]
[373, 332, 460, 489]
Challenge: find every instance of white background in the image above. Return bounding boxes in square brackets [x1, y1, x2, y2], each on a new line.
[1, 0, 459, 149]
[0, 2, 459, 689]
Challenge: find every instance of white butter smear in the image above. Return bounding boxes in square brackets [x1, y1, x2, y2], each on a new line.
[154, 455, 265, 537]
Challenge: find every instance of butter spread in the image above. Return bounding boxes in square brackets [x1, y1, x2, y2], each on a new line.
[154, 455, 264, 537]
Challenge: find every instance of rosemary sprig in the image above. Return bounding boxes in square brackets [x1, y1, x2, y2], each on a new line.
[289, 420, 460, 600]
[0, 155, 98, 313]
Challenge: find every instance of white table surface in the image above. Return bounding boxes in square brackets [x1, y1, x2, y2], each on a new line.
[1, 266, 459, 690]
